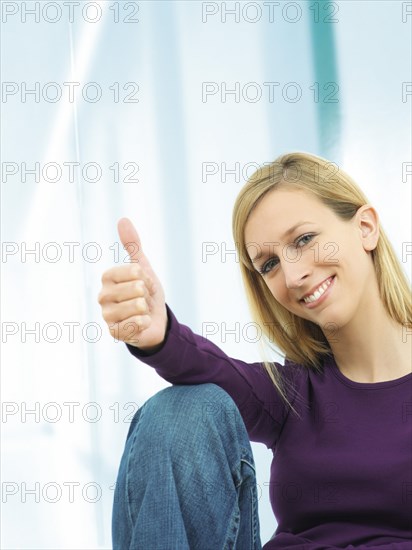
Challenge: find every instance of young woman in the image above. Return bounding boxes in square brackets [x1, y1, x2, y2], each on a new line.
[98, 151, 412, 549]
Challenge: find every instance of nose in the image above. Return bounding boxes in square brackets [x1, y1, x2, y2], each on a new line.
[282, 253, 312, 289]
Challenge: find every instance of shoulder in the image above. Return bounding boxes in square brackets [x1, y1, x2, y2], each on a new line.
[279, 355, 328, 397]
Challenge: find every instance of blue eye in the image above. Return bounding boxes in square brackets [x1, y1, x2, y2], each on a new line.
[257, 234, 315, 276]
[296, 234, 314, 247]
[258, 257, 279, 275]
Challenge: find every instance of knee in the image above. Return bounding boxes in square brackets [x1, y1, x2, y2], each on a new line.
[135, 383, 242, 447]
[144, 382, 237, 424]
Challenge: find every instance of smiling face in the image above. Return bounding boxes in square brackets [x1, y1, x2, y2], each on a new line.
[244, 186, 379, 330]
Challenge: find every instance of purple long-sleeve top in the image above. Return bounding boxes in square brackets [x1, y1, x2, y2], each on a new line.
[125, 304, 412, 549]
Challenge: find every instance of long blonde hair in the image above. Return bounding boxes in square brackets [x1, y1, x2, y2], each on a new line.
[232, 151, 412, 414]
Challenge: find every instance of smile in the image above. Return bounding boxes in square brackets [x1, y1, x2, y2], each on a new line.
[301, 276, 335, 305]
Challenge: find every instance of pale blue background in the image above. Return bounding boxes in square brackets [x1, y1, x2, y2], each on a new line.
[1, 1, 411, 548]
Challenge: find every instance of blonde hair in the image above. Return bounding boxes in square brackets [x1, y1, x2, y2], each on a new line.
[232, 151, 412, 415]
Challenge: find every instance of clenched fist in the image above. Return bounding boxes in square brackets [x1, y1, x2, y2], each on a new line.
[97, 218, 168, 351]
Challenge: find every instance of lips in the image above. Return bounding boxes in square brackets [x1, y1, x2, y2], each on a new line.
[300, 275, 335, 302]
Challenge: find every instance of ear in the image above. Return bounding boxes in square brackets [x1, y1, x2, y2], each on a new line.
[355, 204, 379, 252]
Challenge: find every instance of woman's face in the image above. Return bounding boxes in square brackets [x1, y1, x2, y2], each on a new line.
[244, 187, 379, 331]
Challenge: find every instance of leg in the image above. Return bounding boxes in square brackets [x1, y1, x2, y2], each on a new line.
[112, 383, 262, 550]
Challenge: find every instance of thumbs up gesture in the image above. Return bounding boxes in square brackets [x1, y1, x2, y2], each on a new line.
[98, 218, 168, 350]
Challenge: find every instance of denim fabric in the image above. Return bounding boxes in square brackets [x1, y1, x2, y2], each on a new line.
[112, 383, 262, 550]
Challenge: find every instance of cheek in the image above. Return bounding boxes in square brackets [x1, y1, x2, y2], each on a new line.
[268, 280, 289, 305]
[334, 246, 359, 280]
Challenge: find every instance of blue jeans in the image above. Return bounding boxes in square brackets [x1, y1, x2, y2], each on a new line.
[112, 383, 263, 549]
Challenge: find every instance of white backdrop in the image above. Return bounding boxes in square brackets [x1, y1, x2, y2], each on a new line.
[1, 1, 411, 548]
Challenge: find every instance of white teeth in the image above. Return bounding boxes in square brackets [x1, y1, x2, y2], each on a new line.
[303, 277, 333, 304]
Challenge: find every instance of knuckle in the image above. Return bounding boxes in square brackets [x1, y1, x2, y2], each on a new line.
[124, 318, 140, 337]
[134, 316, 144, 330]
[108, 321, 117, 333]
[105, 290, 115, 303]
[101, 309, 110, 324]
[133, 280, 143, 294]
[130, 316, 140, 329]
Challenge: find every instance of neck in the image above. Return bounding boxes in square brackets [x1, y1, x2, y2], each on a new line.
[325, 287, 412, 384]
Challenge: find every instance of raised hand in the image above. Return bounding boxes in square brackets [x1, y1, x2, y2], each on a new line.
[98, 218, 168, 350]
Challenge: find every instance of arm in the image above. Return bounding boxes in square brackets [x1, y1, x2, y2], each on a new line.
[125, 303, 305, 450]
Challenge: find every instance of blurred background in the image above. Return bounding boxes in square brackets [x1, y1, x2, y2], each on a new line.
[1, 1, 411, 548]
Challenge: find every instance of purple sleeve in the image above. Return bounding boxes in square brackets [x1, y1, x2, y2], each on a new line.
[266, 533, 411, 549]
[276, 543, 412, 550]
[125, 303, 303, 450]
[349, 545, 412, 549]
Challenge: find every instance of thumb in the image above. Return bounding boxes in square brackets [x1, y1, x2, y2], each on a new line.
[117, 217, 146, 265]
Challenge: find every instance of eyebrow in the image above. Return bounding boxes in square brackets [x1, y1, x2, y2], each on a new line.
[250, 221, 315, 263]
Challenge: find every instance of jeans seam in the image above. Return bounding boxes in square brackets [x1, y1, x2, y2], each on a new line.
[125, 419, 141, 533]
[236, 456, 260, 549]
[250, 479, 261, 549]
[223, 502, 240, 550]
